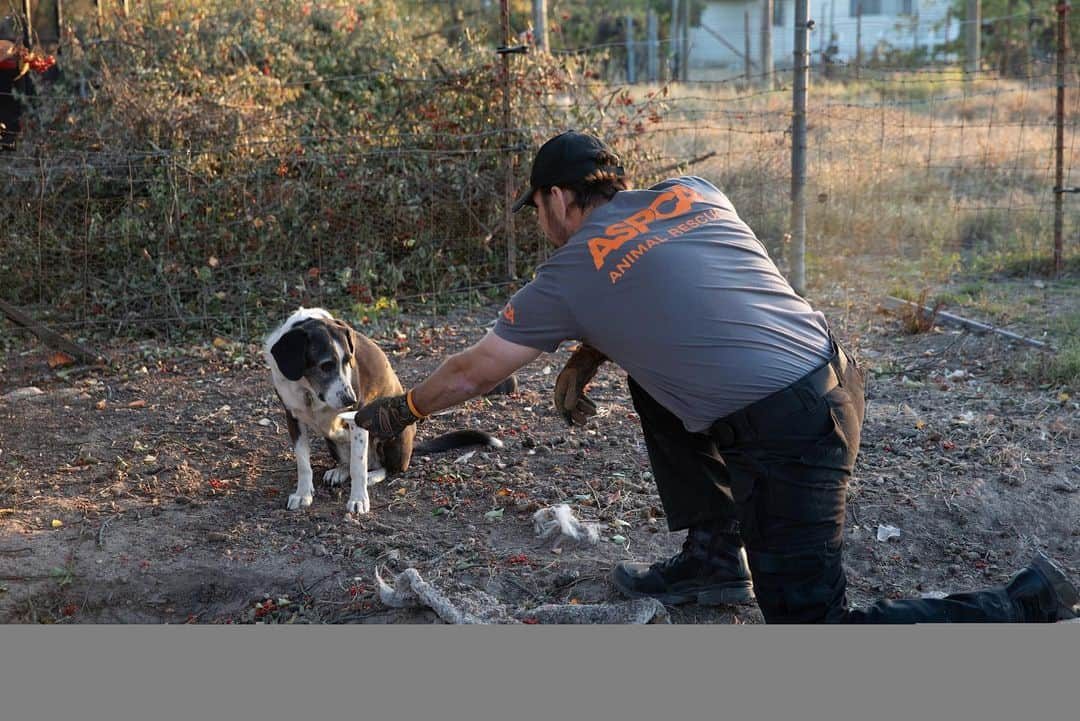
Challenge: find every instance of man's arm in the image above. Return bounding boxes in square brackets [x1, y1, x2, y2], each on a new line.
[353, 330, 542, 440]
[410, 330, 541, 416]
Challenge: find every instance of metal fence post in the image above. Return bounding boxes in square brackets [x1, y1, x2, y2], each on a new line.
[499, 0, 516, 279]
[626, 14, 636, 84]
[791, 0, 810, 295]
[1054, 2, 1070, 276]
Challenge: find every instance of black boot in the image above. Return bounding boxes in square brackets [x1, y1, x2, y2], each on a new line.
[1005, 551, 1079, 622]
[612, 526, 755, 606]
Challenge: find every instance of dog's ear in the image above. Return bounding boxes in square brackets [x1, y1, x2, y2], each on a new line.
[270, 328, 309, 381]
[332, 320, 355, 357]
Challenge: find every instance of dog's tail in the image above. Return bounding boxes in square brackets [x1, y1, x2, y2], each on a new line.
[414, 430, 504, 455]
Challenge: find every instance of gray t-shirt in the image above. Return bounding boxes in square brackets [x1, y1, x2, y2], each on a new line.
[493, 176, 831, 433]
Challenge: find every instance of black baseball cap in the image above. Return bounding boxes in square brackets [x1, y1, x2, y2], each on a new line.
[511, 131, 624, 212]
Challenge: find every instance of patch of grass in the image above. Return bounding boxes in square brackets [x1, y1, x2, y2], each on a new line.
[1009, 300, 1080, 386]
[888, 283, 920, 302]
[1047, 342, 1080, 386]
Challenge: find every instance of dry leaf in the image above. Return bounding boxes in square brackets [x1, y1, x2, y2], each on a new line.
[94, 399, 107, 410]
[128, 399, 146, 409]
[48, 351, 76, 369]
[212, 337, 230, 350]
[51, 519, 63, 529]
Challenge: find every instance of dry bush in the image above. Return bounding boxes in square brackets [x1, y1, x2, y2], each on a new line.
[896, 289, 945, 335]
[1, 0, 669, 334]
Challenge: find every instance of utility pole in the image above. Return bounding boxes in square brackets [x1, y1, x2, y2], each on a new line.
[744, 11, 752, 87]
[532, 0, 548, 53]
[647, 9, 659, 83]
[680, 0, 690, 81]
[762, 0, 774, 89]
[965, 0, 980, 74]
[855, 3, 862, 80]
[670, 0, 680, 81]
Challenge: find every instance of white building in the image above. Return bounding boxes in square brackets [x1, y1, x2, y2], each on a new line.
[690, 0, 959, 72]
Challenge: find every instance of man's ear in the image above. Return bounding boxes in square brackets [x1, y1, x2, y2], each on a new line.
[548, 186, 572, 219]
[270, 328, 309, 381]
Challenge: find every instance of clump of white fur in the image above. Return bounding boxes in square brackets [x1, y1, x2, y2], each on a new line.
[532, 504, 601, 549]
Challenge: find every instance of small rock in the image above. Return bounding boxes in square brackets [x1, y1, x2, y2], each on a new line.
[207, 532, 228, 543]
[386, 549, 401, 563]
[3, 386, 45, 401]
[257, 418, 272, 427]
[313, 544, 329, 557]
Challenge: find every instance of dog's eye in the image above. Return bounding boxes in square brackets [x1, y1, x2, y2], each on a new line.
[319, 360, 335, 373]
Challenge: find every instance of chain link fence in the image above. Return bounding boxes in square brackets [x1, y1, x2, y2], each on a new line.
[1, 1, 1076, 344]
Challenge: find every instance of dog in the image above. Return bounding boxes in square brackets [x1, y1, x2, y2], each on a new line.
[265, 307, 515, 511]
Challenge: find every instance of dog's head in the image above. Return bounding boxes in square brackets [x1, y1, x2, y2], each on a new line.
[269, 318, 359, 408]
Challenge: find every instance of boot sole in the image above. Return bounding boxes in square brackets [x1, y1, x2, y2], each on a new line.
[1030, 551, 1079, 620]
[611, 571, 756, 607]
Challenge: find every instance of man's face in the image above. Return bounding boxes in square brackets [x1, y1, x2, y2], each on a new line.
[534, 187, 577, 248]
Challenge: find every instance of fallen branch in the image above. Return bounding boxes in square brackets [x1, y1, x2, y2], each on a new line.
[376, 567, 485, 624]
[374, 567, 670, 625]
[882, 296, 1052, 351]
[520, 599, 670, 625]
[0, 299, 108, 366]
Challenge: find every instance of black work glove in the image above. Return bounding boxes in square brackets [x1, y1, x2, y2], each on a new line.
[354, 393, 424, 440]
[553, 344, 607, 426]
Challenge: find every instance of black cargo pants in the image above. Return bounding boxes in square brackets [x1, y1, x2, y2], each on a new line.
[628, 341, 1018, 623]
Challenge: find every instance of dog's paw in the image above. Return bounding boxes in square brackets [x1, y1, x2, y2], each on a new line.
[323, 466, 349, 487]
[287, 493, 314, 510]
[346, 496, 370, 514]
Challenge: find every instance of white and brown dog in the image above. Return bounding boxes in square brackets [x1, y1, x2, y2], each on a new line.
[265, 308, 512, 511]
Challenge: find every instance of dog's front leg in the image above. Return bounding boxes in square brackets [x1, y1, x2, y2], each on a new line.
[287, 421, 316, 510]
[346, 422, 371, 514]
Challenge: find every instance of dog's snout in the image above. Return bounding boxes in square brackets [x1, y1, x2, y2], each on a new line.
[339, 388, 358, 406]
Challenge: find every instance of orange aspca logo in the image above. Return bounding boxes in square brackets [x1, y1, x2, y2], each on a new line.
[501, 302, 516, 324]
[587, 183, 704, 269]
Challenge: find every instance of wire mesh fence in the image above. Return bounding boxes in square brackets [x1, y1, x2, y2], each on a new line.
[1, 1, 1077, 343]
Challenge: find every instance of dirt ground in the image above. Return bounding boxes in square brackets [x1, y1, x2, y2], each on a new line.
[2, 264, 1077, 624]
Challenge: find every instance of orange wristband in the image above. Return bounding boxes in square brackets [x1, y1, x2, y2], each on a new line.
[405, 389, 430, 420]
